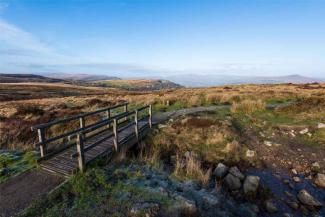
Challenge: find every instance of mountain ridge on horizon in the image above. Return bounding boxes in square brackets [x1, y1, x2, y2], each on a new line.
[0, 72, 323, 87]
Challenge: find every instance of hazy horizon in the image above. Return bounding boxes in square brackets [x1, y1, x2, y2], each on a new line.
[1, 0, 325, 78]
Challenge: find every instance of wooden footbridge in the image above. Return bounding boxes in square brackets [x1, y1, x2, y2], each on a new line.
[31, 102, 152, 177]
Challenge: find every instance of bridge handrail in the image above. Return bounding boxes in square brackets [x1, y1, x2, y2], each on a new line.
[72, 105, 152, 167]
[31, 102, 128, 130]
[31, 102, 128, 157]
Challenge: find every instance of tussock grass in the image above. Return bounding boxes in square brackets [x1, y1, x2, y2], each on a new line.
[173, 153, 212, 186]
[231, 99, 266, 114]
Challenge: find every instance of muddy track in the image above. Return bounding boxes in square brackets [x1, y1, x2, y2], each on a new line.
[0, 170, 63, 217]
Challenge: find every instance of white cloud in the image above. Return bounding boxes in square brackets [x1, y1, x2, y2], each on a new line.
[0, 19, 52, 54]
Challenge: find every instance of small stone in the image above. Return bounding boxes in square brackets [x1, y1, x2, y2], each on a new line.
[130, 202, 160, 217]
[311, 162, 321, 172]
[224, 173, 241, 190]
[314, 173, 325, 188]
[286, 200, 299, 210]
[181, 180, 200, 192]
[289, 183, 295, 189]
[299, 128, 308, 134]
[243, 176, 260, 197]
[264, 141, 273, 147]
[200, 191, 219, 207]
[174, 195, 197, 214]
[291, 169, 298, 175]
[265, 200, 278, 213]
[213, 163, 229, 178]
[317, 123, 325, 129]
[283, 213, 292, 217]
[283, 179, 290, 185]
[246, 149, 255, 158]
[229, 166, 245, 180]
[297, 189, 323, 207]
[284, 191, 293, 198]
[250, 204, 259, 213]
[293, 176, 301, 183]
[158, 124, 167, 129]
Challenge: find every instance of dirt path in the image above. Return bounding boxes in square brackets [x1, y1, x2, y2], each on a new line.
[0, 170, 63, 217]
[152, 103, 289, 124]
[152, 105, 229, 124]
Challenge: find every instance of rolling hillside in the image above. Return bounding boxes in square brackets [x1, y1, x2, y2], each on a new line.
[95, 79, 182, 91]
[0, 74, 65, 83]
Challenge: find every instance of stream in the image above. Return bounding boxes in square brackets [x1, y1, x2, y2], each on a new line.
[247, 168, 325, 217]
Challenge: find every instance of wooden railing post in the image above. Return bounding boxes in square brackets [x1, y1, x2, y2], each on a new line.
[106, 109, 111, 128]
[76, 134, 85, 173]
[79, 117, 85, 139]
[124, 103, 128, 121]
[149, 105, 152, 128]
[135, 110, 139, 140]
[37, 129, 45, 157]
[113, 118, 118, 151]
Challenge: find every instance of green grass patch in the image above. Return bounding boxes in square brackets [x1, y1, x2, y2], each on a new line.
[20, 165, 174, 217]
[0, 151, 37, 183]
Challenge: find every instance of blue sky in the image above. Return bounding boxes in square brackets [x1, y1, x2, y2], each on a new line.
[0, 0, 324, 78]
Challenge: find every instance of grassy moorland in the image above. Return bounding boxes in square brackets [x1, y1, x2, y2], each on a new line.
[95, 79, 181, 91]
[1, 82, 325, 217]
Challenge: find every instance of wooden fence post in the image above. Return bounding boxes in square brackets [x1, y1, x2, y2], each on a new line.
[37, 129, 45, 157]
[135, 110, 139, 140]
[113, 118, 118, 151]
[79, 117, 85, 139]
[149, 105, 152, 128]
[106, 109, 111, 128]
[77, 134, 85, 173]
[124, 103, 128, 121]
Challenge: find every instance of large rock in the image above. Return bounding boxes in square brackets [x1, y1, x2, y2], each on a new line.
[297, 189, 323, 207]
[224, 173, 241, 190]
[213, 163, 229, 178]
[315, 173, 325, 188]
[229, 166, 245, 180]
[243, 176, 260, 196]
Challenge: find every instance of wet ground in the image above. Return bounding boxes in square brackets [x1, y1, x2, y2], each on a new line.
[247, 168, 325, 217]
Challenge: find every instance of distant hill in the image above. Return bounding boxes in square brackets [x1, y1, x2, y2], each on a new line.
[95, 79, 182, 91]
[46, 73, 120, 81]
[0, 74, 65, 83]
[166, 74, 324, 87]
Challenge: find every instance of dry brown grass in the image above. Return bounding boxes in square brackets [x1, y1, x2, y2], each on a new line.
[231, 99, 266, 114]
[1, 82, 325, 150]
[173, 153, 212, 186]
